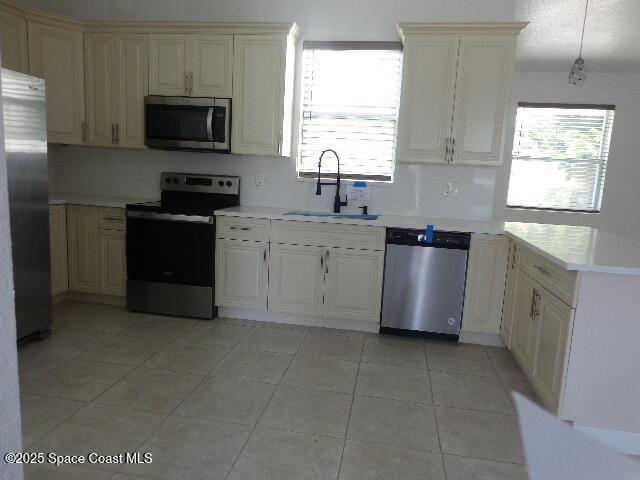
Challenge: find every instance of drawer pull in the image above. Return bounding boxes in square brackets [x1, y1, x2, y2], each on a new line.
[228, 226, 251, 231]
[535, 264, 550, 275]
[102, 216, 123, 222]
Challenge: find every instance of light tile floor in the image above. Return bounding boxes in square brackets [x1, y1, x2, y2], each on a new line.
[18, 301, 535, 480]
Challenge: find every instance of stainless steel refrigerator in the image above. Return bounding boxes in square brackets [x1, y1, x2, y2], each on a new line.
[2, 68, 52, 340]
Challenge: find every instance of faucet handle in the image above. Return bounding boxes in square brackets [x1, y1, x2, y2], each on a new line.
[359, 206, 368, 215]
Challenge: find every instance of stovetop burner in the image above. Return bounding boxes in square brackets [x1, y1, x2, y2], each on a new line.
[126, 172, 240, 215]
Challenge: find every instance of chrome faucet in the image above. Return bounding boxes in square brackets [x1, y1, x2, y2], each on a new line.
[316, 149, 348, 213]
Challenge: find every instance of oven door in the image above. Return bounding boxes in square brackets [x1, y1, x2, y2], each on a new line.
[145, 96, 230, 152]
[126, 211, 215, 287]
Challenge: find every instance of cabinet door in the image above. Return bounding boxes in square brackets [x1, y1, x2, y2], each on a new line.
[98, 230, 126, 296]
[501, 240, 521, 347]
[396, 35, 459, 163]
[450, 35, 514, 165]
[510, 273, 537, 372]
[49, 205, 68, 296]
[215, 239, 268, 310]
[530, 290, 574, 412]
[84, 33, 116, 146]
[0, 8, 28, 73]
[232, 35, 286, 155]
[461, 234, 508, 334]
[323, 248, 384, 322]
[28, 22, 85, 144]
[189, 35, 233, 97]
[67, 205, 98, 293]
[149, 34, 188, 96]
[268, 244, 324, 316]
[114, 34, 148, 148]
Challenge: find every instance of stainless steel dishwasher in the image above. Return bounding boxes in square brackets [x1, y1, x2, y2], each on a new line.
[380, 228, 471, 340]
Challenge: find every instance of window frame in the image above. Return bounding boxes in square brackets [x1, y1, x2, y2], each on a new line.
[506, 102, 616, 214]
[297, 41, 403, 183]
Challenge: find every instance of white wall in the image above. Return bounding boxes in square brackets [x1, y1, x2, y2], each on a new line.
[494, 72, 640, 239]
[0, 69, 25, 480]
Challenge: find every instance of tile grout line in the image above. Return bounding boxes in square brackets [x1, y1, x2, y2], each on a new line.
[335, 333, 365, 480]
[222, 326, 307, 480]
[424, 345, 447, 479]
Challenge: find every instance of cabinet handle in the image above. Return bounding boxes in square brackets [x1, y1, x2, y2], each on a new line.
[529, 289, 536, 319]
[102, 216, 123, 222]
[263, 248, 267, 265]
[277, 132, 283, 155]
[325, 250, 329, 274]
[184, 71, 189, 94]
[116, 124, 120, 144]
[81, 121, 86, 143]
[111, 124, 116, 144]
[451, 137, 456, 162]
[532, 290, 541, 317]
[320, 252, 324, 269]
[534, 264, 550, 276]
[444, 137, 450, 163]
[189, 72, 194, 95]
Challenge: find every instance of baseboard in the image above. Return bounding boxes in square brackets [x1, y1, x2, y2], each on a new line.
[63, 291, 126, 307]
[574, 425, 640, 456]
[52, 292, 68, 304]
[218, 307, 380, 333]
[459, 330, 505, 347]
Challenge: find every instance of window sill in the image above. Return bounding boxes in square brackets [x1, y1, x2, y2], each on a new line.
[296, 174, 394, 186]
[506, 206, 600, 215]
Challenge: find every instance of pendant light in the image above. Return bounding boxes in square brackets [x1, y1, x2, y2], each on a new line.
[569, 0, 589, 86]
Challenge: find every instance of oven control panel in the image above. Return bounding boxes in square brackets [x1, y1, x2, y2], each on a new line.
[161, 172, 240, 195]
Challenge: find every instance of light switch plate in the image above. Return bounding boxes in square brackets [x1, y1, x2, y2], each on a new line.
[255, 170, 265, 186]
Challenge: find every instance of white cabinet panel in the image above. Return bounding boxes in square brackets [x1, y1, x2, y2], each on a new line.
[98, 230, 126, 296]
[49, 205, 68, 296]
[530, 288, 574, 412]
[510, 273, 537, 372]
[67, 205, 98, 293]
[501, 239, 520, 347]
[451, 36, 514, 165]
[396, 36, 458, 163]
[268, 244, 324, 316]
[115, 34, 148, 148]
[149, 34, 189, 96]
[0, 8, 28, 73]
[215, 239, 268, 310]
[190, 35, 233, 97]
[232, 35, 287, 155]
[462, 234, 508, 334]
[85, 34, 115, 146]
[324, 249, 384, 322]
[28, 22, 85, 144]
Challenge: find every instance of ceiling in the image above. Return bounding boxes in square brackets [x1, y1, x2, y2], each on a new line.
[514, 0, 640, 72]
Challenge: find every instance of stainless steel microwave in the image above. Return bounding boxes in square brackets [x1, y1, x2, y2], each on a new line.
[144, 96, 231, 152]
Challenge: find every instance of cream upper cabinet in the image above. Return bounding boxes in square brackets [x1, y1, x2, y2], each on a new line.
[0, 7, 28, 73]
[451, 36, 515, 164]
[232, 33, 296, 156]
[396, 24, 524, 165]
[28, 21, 85, 145]
[49, 205, 68, 296]
[396, 36, 458, 163]
[149, 34, 232, 97]
[98, 230, 126, 296]
[268, 244, 325, 316]
[190, 35, 233, 97]
[323, 248, 384, 323]
[215, 239, 269, 310]
[85, 32, 148, 148]
[67, 205, 99, 293]
[461, 234, 508, 334]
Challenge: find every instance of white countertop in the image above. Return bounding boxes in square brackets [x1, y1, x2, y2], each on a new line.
[214, 206, 506, 235]
[49, 193, 154, 209]
[215, 206, 640, 276]
[504, 222, 640, 276]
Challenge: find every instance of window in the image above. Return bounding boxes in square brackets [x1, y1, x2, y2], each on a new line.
[298, 42, 402, 181]
[507, 103, 615, 212]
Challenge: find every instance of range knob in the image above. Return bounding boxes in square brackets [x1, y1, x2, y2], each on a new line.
[218, 180, 225, 187]
[226, 181, 233, 187]
[172, 178, 178, 184]
[165, 178, 171, 184]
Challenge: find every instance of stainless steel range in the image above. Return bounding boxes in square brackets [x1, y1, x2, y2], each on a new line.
[126, 172, 240, 319]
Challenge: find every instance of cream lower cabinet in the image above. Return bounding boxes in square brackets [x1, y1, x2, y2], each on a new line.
[461, 234, 508, 334]
[500, 239, 521, 347]
[65, 205, 126, 297]
[49, 205, 68, 295]
[215, 239, 269, 310]
[510, 273, 538, 370]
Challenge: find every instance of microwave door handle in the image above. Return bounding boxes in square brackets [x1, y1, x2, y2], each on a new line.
[206, 107, 214, 142]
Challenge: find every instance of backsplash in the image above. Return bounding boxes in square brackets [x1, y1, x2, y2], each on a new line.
[48, 145, 497, 220]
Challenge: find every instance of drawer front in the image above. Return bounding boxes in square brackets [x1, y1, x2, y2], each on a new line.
[98, 207, 125, 231]
[520, 248, 577, 306]
[270, 220, 385, 251]
[216, 216, 270, 242]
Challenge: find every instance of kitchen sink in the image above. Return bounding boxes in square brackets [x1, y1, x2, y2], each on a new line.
[284, 210, 379, 220]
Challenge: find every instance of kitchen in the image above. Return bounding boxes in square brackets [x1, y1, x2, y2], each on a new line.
[2, 0, 640, 479]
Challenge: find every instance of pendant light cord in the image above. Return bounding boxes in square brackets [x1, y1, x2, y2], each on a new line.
[578, 0, 589, 57]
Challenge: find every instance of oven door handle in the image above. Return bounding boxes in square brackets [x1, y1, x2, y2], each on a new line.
[206, 106, 214, 142]
[126, 210, 214, 224]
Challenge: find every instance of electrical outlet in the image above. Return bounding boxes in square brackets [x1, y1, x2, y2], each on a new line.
[255, 170, 265, 186]
[443, 181, 459, 197]
[136, 166, 144, 183]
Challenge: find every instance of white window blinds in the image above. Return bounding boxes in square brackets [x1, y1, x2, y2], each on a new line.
[299, 43, 402, 181]
[507, 104, 615, 212]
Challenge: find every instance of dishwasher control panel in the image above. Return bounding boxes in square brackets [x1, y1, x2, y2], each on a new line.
[386, 229, 470, 249]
